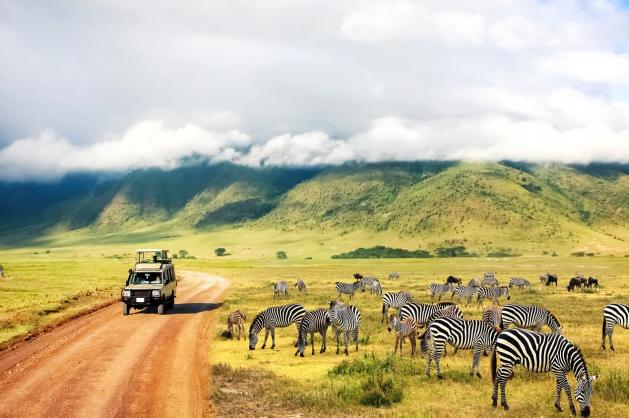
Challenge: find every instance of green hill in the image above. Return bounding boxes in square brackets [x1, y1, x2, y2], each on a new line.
[1, 161, 628, 255]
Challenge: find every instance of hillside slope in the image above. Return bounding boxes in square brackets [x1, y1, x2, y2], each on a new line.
[1, 161, 627, 254]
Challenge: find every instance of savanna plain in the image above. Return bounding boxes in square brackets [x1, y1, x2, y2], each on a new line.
[0, 235, 627, 418]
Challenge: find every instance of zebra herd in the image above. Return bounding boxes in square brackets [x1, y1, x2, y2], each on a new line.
[228, 272, 627, 417]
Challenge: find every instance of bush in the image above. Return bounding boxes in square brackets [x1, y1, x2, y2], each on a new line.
[435, 245, 476, 257]
[214, 247, 227, 256]
[331, 245, 432, 259]
[276, 251, 288, 259]
[597, 369, 629, 401]
[360, 373, 403, 407]
[178, 249, 189, 259]
[571, 251, 586, 257]
[487, 248, 520, 257]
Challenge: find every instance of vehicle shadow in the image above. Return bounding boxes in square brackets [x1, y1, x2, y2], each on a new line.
[168, 302, 223, 315]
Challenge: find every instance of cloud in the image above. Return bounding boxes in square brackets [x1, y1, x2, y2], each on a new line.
[2, 0, 629, 180]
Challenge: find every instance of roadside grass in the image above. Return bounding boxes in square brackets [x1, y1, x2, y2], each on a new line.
[203, 256, 629, 417]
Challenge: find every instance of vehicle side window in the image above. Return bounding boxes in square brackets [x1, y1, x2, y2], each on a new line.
[164, 270, 170, 284]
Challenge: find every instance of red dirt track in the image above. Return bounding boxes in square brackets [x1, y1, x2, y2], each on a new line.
[0, 271, 228, 418]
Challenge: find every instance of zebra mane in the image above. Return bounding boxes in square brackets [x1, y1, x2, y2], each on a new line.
[569, 343, 589, 379]
[249, 312, 264, 333]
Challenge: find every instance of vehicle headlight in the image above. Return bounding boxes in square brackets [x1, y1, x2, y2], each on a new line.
[122, 290, 131, 297]
[151, 289, 161, 298]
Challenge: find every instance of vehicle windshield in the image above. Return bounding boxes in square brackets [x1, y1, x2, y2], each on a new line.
[129, 272, 162, 284]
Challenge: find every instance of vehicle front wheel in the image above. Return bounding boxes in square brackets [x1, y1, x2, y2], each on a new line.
[157, 303, 165, 315]
[122, 303, 130, 316]
[167, 297, 175, 310]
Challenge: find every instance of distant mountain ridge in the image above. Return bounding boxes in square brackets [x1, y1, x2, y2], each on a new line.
[1, 161, 628, 253]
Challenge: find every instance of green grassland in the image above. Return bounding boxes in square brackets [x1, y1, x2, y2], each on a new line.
[1, 234, 628, 417]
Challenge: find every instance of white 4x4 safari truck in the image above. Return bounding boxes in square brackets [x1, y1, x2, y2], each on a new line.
[121, 249, 177, 315]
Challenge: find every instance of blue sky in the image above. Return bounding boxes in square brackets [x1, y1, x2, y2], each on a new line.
[1, 0, 629, 180]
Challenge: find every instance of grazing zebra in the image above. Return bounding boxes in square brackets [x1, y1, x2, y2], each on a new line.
[491, 328, 596, 416]
[400, 302, 460, 328]
[294, 278, 307, 292]
[468, 278, 481, 287]
[381, 291, 413, 323]
[370, 279, 383, 296]
[451, 285, 477, 307]
[387, 313, 417, 356]
[428, 283, 452, 302]
[427, 304, 464, 323]
[421, 317, 499, 379]
[249, 304, 306, 350]
[477, 286, 510, 307]
[602, 303, 629, 351]
[500, 304, 562, 333]
[227, 310, 247, 340]
[388, 272, 400, 280]
[508, 277, 531, 290]
[328, 300, 362, 356]
[295, 308, 330, 357]
[359, 276, 380, 295]
[482, 273, 499, 287]
[335, 280, 365, 300]
[273, 281, 289, 299]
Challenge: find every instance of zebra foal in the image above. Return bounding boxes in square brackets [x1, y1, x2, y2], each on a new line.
[227, 310, 247, 340]
[387, 313, 417, 356]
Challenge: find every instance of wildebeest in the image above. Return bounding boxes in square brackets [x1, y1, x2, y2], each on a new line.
[567, 277, 587, 292]
[353, 273, 363, 280]
[542, 273, 558, 286]
[586, 277, 599, 290]
[446, 275, 462, 285]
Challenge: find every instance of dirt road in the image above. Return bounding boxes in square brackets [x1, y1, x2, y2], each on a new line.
[0, 271, 229, 418]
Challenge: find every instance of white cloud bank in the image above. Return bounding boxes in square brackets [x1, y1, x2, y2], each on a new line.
[1, 0, 629, 180]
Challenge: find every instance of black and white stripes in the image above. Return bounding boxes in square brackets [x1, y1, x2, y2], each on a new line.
[273, 281, 289, 300]
[500, 304, 562, 333]
[491, 328, 596, 416]
[294, 278, 307, 292]
[381, 291, 413, 322]
[428, 283, 452, 303]
[335, 281, 365, 300]
[328, 300, 362, 355]
[249, 304, 306, 350]
[295, 308, 330, 357]
[476, 286, 510, 307]
[602, 303, 629, 351]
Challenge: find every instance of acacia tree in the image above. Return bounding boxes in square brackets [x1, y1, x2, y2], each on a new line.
[276, 251, 287, 259]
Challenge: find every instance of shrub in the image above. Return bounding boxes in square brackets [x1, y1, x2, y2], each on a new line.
[435, 245, 476, 257]
[331, 245, 432, 259]
[597, 369, 629, 401]
[276, 251, 288, 259]
[214, 247, 227, 256]
[360, 373, 403, 407]
[571, 251, 586, 257]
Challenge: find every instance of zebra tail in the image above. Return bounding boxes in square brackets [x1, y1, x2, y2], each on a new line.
[602, 315, 606, 340]
[491, 346, 497, 383]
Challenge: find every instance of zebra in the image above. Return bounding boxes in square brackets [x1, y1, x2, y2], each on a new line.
[328, 300, 362, 356]
[295, 308, 330, 357]
[421, 317, 499, 379]
[273, 281, 289, 300]
[381, 291, 413, 323]
[451, 285, 477, 307]
[227, 310, 247, 340]
[294, 278, 307, 292]
[508, 277, 531, 290]
[428, 283, 452, 302]
[602, 303, 629, 351]
[389, 272, 400, 280]
[491, 328, 596, 416]
[335, 281, 365, 300]
[400, 302, 461, 328]
[482, 272, 499, 287]
[248, 304, 306, 350]
[482, 305, 502, 330]
[370, 279, 383, 296]
[359, 276, 380, 295]
[468, 278, 481, 287]
[387, 313, 417, 356]
[500, 304, 562, 333]
[477, 286, 510, 307]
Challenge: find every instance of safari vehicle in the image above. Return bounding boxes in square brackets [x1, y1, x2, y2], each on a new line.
[121, 249, 177, 315]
